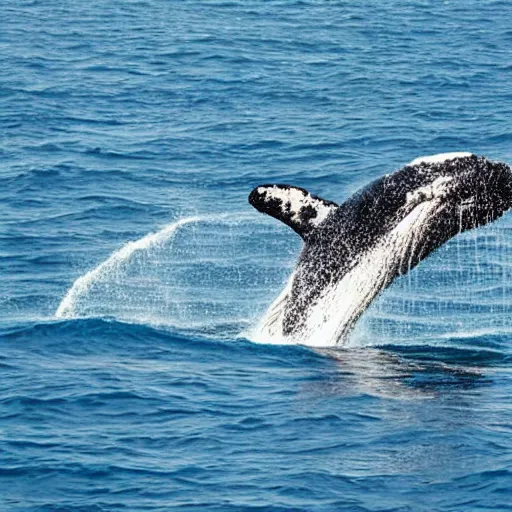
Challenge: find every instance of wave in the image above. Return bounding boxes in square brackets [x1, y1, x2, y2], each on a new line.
[1, 317, 327, 376]
[3, 317, 507, 406]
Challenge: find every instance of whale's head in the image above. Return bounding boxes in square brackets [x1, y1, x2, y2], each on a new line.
[400, 153, 512, 233]
[343, 153, 512, 247]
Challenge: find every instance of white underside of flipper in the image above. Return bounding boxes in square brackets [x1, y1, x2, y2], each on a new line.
[256, 185, 336, 228]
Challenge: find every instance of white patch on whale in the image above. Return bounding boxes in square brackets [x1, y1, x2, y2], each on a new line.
[257, 185, 336, 227]
[409, 152, 472, 166]
[406, 176, 453, 206]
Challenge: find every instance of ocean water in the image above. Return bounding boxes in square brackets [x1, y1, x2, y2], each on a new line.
[2, 1, 512, 510]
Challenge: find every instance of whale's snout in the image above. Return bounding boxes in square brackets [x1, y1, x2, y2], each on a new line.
[455, 157, 512, 229]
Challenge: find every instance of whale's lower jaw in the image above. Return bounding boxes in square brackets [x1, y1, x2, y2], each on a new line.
[250, 199, 443, 348]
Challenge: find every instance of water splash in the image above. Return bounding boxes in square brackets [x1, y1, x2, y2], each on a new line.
[55, 214, 298, 337]
[355, 217, 512, 348]
[56, 216, 203, 319]
[55, 210, 512, 349]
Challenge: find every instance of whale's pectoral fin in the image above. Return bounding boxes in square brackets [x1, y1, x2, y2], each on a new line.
[249, 184, 338, 238]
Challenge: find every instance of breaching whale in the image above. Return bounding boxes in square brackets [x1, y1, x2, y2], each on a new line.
[249, 153, 512, 346]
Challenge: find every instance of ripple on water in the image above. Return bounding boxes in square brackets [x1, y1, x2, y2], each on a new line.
[3, 0, 512, 510]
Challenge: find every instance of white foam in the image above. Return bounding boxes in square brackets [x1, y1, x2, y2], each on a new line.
[245, 275, 294, 344]
[55, 216, 202, 319]
[409, 152, 472, 166]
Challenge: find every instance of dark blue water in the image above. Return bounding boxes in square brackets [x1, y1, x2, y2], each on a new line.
[3, 1, 512, 510]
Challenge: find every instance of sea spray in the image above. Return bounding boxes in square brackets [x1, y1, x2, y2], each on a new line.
[55, 214, 297, 337]
[56, 216, 202, 319]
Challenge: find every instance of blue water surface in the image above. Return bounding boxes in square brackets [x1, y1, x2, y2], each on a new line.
[2, 1, 512, 510]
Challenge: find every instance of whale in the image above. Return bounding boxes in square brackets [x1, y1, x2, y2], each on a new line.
[249, 153, 512, 346]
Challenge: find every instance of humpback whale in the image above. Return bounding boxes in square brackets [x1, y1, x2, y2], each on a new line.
[249, 153, 512, 346]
